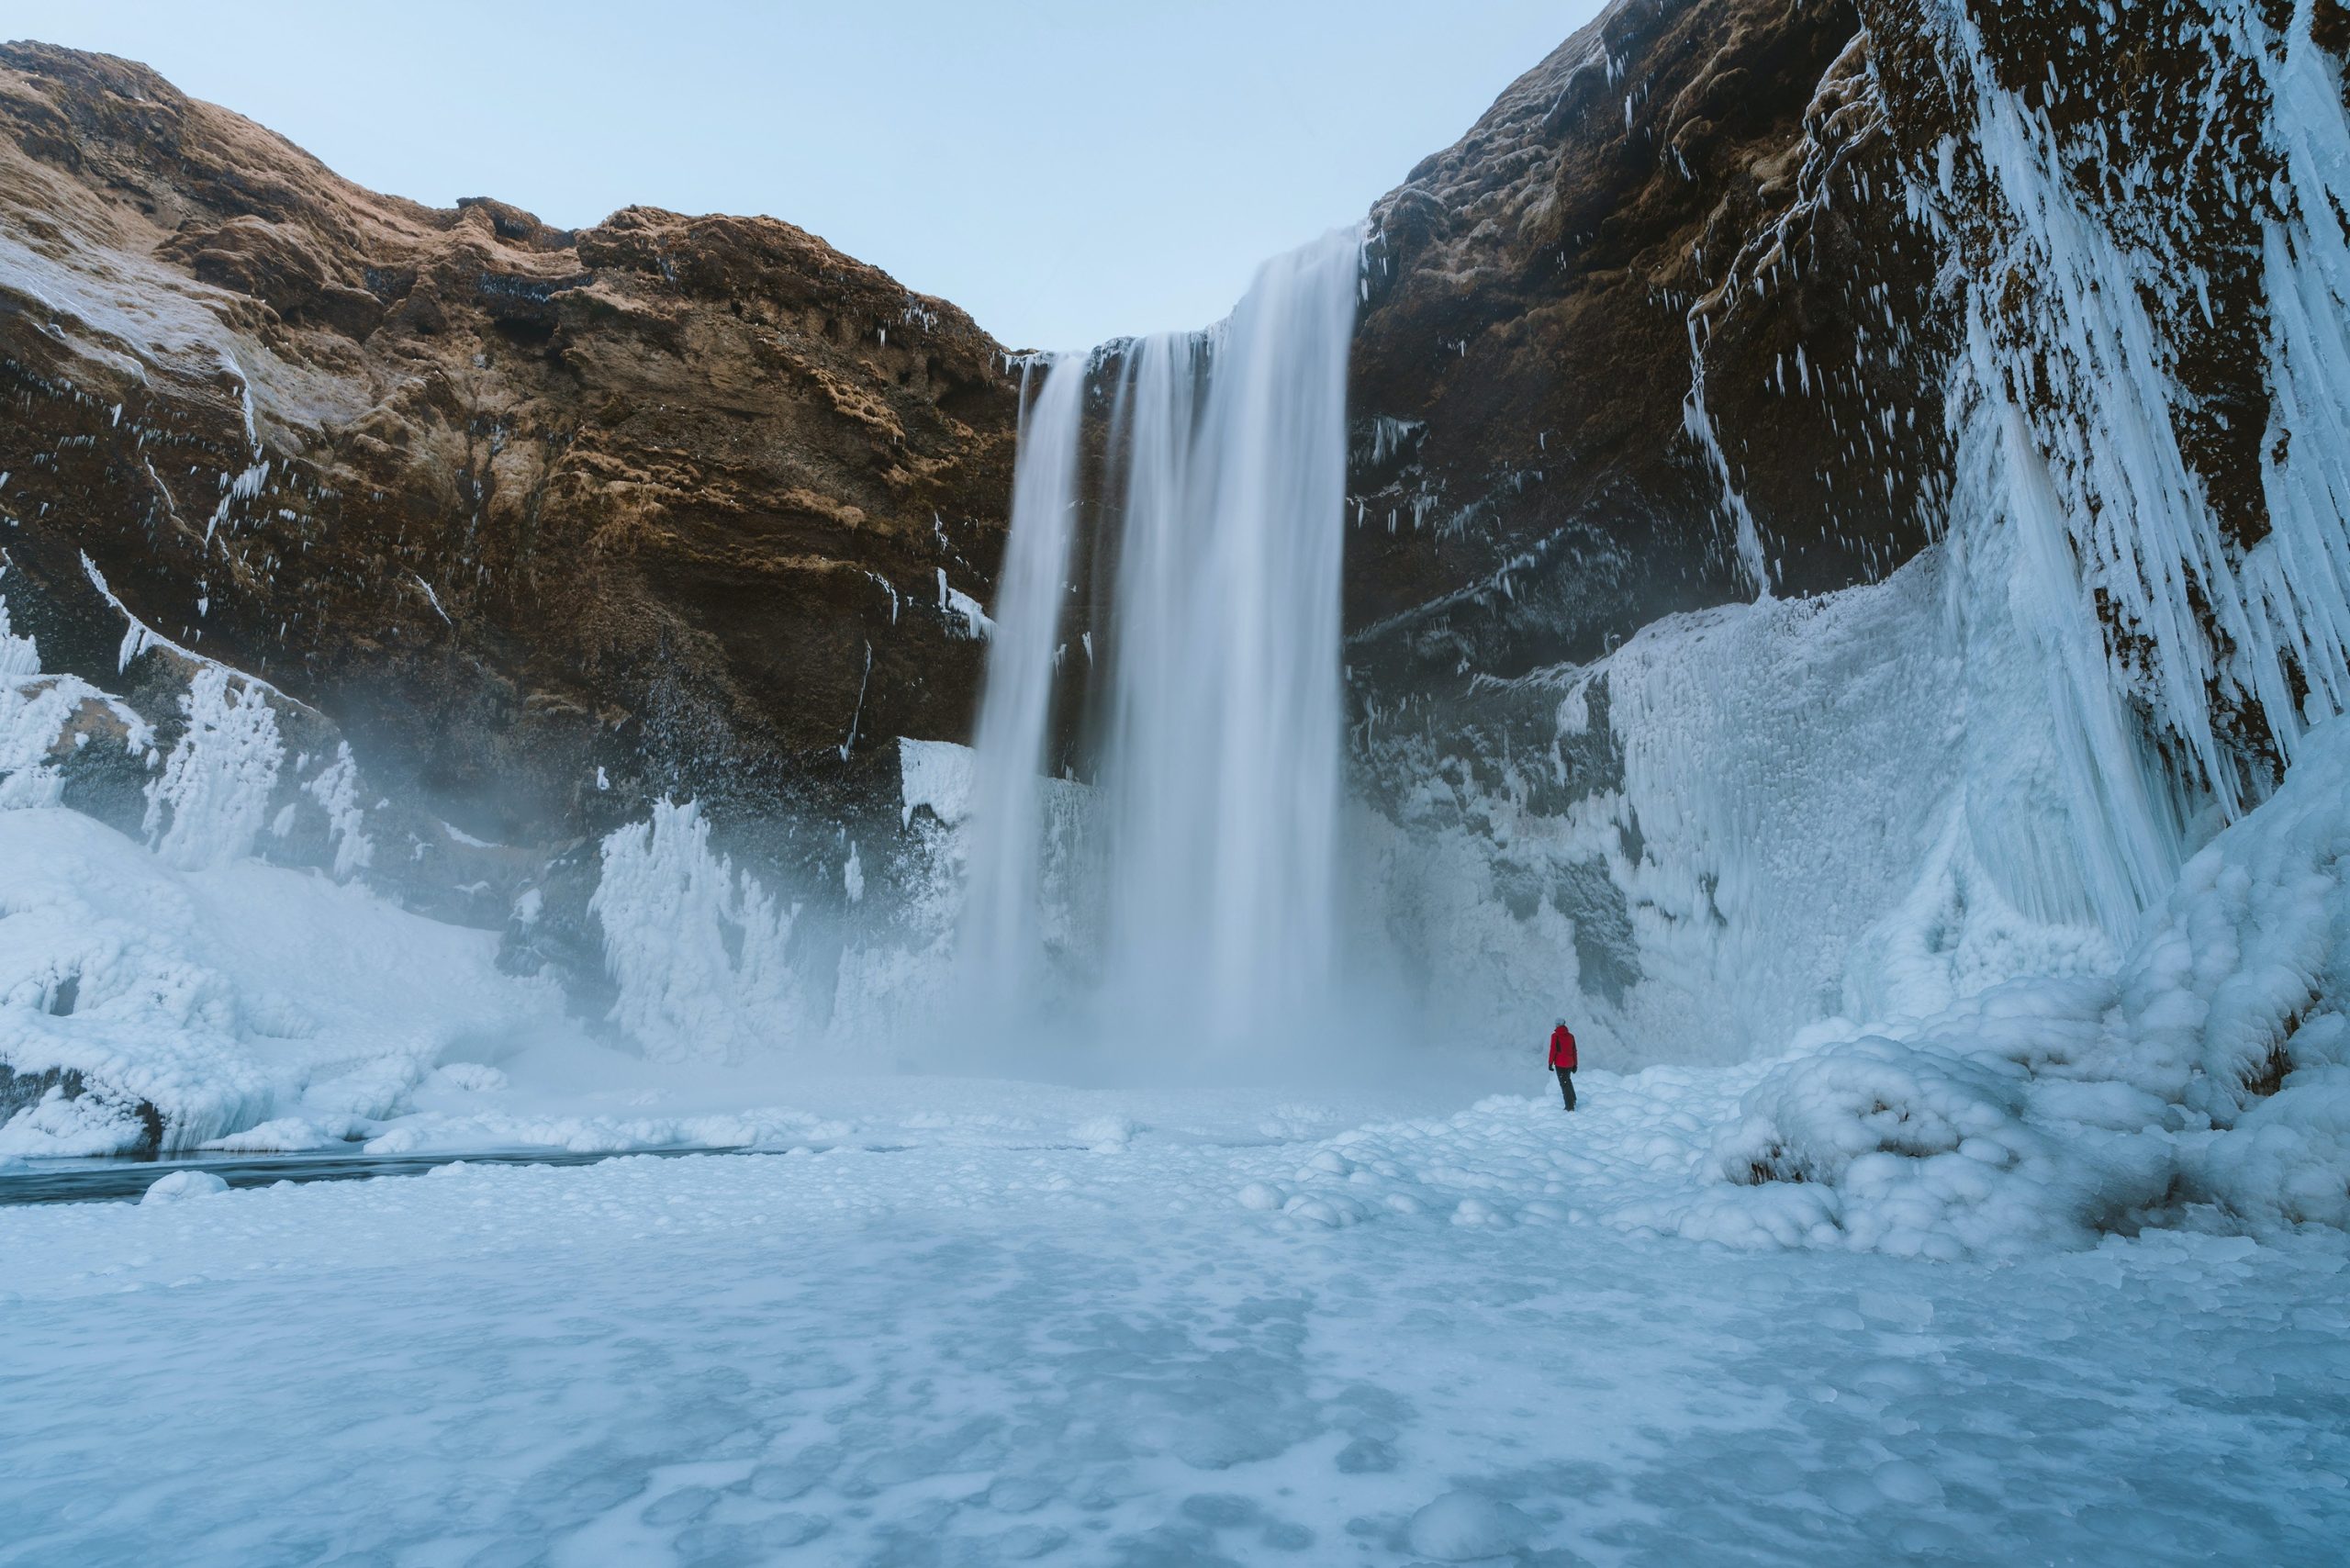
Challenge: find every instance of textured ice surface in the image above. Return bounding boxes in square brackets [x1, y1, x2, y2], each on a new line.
[1700, 716, 2350, 1254]
[591, 798, 815, 1067]
[2, 1096, 2342, 1566]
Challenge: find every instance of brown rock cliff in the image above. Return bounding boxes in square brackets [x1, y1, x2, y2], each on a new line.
[0, 39, 1018, 906]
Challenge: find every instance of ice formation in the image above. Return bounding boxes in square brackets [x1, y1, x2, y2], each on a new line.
[0, 805, 561, 1156]
[0, 604, 563, 1154]
[141, 664, 283, 871]
[591, 799, 812, 1066]
[1936, 2, 2350, 811]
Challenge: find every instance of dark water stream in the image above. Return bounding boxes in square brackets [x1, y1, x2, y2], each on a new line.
[0, 1142, 901, 1206]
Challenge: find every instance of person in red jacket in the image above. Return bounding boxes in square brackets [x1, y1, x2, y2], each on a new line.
[1548, 1019, 1578, 1111]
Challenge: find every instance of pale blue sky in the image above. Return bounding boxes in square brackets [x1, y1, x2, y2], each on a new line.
[11, 1, 1602, 349]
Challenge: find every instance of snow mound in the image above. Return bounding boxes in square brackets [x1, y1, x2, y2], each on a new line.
[198, 1116, 355, 1153]
[140, 1169, 228, 1204]
[1071, 1114, 1137, 1150]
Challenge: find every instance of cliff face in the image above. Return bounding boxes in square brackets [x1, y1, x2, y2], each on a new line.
[0, 41, 1017, 940]
[1346, 0, 2350, 1056]
[1349, 0, 2350, 790]
[1349, 0, 1952, 699]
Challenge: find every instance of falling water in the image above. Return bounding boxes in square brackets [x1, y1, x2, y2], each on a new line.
[964, 229, 1360, 1051]
[958, 354, 1087, 1015]
[1102, 233, 1360, 1043]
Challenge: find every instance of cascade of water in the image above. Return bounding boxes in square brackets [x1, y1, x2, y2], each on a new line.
[1103, 232, 1360, 1045]
[964, 230, 1360, 1051]
[958, 354, 1087, 1015]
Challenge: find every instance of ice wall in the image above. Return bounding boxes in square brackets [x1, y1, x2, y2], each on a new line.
[1363, 509, 2130, 1068]
[1928, 0, 2350, 811]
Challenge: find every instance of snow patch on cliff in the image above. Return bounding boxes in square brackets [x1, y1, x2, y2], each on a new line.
[898, 736, 974, 828]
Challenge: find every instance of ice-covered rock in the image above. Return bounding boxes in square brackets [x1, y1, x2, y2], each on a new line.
[140, 1169, 228, 1204]
[0, 805, 563, 1155]
[1704, 719, 2350, 1253]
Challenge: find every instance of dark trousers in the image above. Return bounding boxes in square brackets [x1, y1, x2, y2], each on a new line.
[1555, 1068, 1576, 1110]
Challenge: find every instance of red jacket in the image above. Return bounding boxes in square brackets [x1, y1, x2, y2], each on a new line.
[1549, 1025, 1578, 1071]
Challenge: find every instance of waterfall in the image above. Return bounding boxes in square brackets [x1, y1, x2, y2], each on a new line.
[1104, 233, 1361, 1043]
[963, 229, 1360, 1052]
[958, 353, 1087, 1016]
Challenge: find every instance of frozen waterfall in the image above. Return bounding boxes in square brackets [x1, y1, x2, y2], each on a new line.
[962, 230, 1361, 1051]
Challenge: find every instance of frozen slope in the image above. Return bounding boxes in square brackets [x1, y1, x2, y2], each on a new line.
[1694, 711, 2350, 1254]
[0, 805, 565, 1156]
[1365, 521, 2150, 1069]
[1, 1106, 2343, 1567]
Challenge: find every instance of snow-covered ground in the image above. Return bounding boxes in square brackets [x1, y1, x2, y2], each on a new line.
[4, 1086, 2344, 1567]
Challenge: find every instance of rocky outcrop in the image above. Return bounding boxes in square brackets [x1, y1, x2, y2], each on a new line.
[1348, 0, 1952, 717]
[0, 41, 1019, 949]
